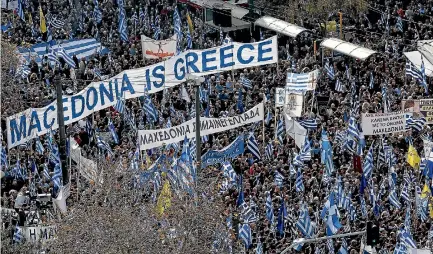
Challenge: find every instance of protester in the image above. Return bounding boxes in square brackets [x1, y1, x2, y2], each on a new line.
[1, 0, 432, 253]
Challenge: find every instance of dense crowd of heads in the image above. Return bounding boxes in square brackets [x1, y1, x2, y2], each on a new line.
[1, 0, 433, 253]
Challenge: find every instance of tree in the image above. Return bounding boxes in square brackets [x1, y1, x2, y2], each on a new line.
[42, 160, 228, 253]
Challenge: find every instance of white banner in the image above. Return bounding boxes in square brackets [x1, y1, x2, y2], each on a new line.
[7, 37, 278, 148]
[285, 94, 303, 117]
[138, 103, 264, 150]
[23, 225, 57, 242]
[284, 113, 307, 149]
[361, 111, 407, 135]
[275, 87, 286, 107]
[423, 139, 433, 158]
[69, 138, 101, 183]
[141, 34, 177, 59]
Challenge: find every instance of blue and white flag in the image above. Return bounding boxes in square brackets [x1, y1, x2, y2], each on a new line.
[56, 46, 76, 68]
[240, 76, 252, 89]
[265, 191, 274, 223]
[298, 118, 317, 130]
[296, 204, 315, 238]
[201, 135, 244, 168]
[335, 79, 344, 92]
[108, 120, 119, 144]
[369, 72, 374, 89]
[325, 60, 334, 80]
[295, 168, 304, 192]
[285, 70, 319, 94]
[265, 143, 273, 160]
[93, 0, 103, 24]
[17, 0, 25, 21]
[247, 133, 261, 161]
[239, 223, 252, 248]
[363, 143, 374, 179]
[321, 192, 342, 236]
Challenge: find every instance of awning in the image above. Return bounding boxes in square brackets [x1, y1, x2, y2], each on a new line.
[188, 0, 249, 19]
[254, 16, 309, 38]
[404, 51, 433, 77]
[320, 38, 377, 61]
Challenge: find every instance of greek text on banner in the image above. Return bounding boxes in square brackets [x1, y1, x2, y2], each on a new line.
[138, 103, 264, 150]
[201, 135, 245, 169]
[361, 111, 407, 135]
[6, 37, 278, 148]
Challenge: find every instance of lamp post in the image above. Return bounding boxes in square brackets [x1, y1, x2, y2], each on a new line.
[55, 75, 68, 185]
[186, 74, 205, 169]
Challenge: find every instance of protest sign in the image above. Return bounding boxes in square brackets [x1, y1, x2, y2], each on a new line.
[201, 135, 245, 168]
[423, 139, 433, 158]
[141, 34, 177, 59]
[69, 138, 101, 183]
[275, 88, 286, 107]
[23, 225, 56, 242]
[285, 94, 303, 117]
[419, 99, 433, 124]
[7, 36, 278, 148]
[138, 103, 264, 150]
[361, 112, 407, 135]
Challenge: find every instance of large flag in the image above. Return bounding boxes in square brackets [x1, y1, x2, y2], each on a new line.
[39, 6, 47, 33]
[407, 145, 421, 169]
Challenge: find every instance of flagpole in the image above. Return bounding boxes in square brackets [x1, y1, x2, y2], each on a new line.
[77, 149, 81, 201]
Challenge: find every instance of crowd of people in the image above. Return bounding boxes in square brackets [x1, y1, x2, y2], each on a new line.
[1, 0, 433, 253]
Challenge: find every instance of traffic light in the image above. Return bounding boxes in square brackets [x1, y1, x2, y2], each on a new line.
[366, 221, 380, 246]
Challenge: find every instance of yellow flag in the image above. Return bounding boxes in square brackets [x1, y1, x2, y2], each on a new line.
[407, 145, 421, 169]
[39, 6, 47, 33]
[421, 183, 431, 198]
[186, 12, 194, 33]
[28, 12, 33, 26]
[156, 181, 172, 216]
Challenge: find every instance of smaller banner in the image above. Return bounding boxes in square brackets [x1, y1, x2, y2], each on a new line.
[139, 103, 264, 150]
[141, 34, 177, 59]
[286, 70, 319, 94]
[423, 139, 433, 158]
[275, 87, 286, 107]
[420, 99, 433, 124]
[23, 225, 57, 242]
[285, 94, 303, 117]
[201, 135, 244, 168]
[361, 111, 407, 135]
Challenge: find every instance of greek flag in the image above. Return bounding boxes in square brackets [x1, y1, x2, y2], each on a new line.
[1, 147, 8, 169]
[43, 163, 51, 179]
[396, 17, 403, 32]
[321, 192, 342, 236]
[96, 135, 114, 156]
[298, 118, 317, 130]
[118, 2, 128, 42]
[326, 239, 335, 253]
[239, 224, 252, 248]
[139, 7, 146, 23]
[50, 17, 65, 29]
[276, 118, 284, 143]
[93, 0, 102, 24]
[153, 16, 161, 40]
[266, 191, 274, 223]
[173, 7, 182, 37]
[300, 138, 312, 161]
[222, 161, 236, 185]
[18, 39, 109, 66]
[265, 109, 273, 125]
[295, 168, 305, 192]
[274, 171, 284, 187]
[393, 243, 407, 254]
[186, 29, 192, 49]
[296, 204, 315, 238]
[265, 143, 273, 160]
[369, 72, 374, 89]
[406, 114, 426, 132]
[388, 188, 401, 209]
[286, 70, 318, 94]
[335, 79, 344, 92]
[398, 228, 416, 248]
[348, 117, 360, 140]
[240, 76, 252, 89]
[114, 98, 125, 114]
[363, 143, 374, 179]
[382, 86, 390, 113]
[325, 60, 335, 80]
[144, 95, 158, 122]
[247, 133, 261, 161]
[36, 138, 45, 154]
[108, 120, 119, 144]
[13, 226, 24, 243]
[18, 0, 25, 21]
[405, 62, 423, 81]
[56, 46, 76, 68]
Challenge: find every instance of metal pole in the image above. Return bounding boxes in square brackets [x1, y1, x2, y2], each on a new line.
[281, 231, 366, 254]
[195, 81, 201, 169]
[55, 75, 68, 185]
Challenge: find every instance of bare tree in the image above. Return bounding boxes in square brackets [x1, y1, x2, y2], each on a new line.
[41, 160, 228, 254]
